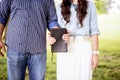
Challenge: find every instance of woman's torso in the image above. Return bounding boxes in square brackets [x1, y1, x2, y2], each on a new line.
[56, 1, 100, 36]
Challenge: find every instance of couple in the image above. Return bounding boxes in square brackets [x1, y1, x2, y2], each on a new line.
[0, 0, 100, 80]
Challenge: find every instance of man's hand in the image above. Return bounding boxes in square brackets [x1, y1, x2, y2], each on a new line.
[0, 41, 6, 57]
[47, 31, 56, 45]
[62, 30, 70, 43]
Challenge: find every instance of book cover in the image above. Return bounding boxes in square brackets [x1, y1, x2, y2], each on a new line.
[51, 28, 67, 52]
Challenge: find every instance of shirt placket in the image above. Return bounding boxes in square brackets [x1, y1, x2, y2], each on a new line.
[25, 0, 32, 52]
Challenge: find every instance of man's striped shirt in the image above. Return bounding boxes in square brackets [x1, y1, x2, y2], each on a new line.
[0, 0, 59, 53]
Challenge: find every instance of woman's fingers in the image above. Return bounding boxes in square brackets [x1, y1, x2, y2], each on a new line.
[62, 31, 70, 43]
[91, 54, 99, 70]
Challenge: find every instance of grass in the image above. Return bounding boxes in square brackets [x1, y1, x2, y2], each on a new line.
[0, 14, 120, 80]
[92, 14, 120, 80]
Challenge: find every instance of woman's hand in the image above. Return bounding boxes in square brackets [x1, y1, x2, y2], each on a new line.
[91, 54, 99, 70]
[62, 30, 70, 43]
[0, 40, 6, 57]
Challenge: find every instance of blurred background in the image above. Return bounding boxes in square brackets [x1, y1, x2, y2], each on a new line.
[0, 0, 120, 80]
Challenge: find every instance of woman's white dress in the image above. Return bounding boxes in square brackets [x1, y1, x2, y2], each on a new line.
[56, 1, 100, 80]
[57, 36, 93, 80]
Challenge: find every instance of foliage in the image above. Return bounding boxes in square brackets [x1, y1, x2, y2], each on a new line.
[94, 0, 109, 14]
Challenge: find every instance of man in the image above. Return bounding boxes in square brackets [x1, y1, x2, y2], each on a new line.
[0, 0, 69, 80]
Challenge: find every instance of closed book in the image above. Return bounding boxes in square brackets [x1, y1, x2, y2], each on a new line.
[51, 28, 67, 52]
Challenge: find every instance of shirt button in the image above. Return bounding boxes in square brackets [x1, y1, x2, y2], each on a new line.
[25, 52, 31, 58]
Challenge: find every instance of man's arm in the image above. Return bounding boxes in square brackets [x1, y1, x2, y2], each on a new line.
[0, 23, 4, 41]
[46, 0, 70, 43]
[0, 0, 11, 56]
[47, 0, 60, 30]
[0, 0, 11, 40]
[0, 24, 4, 40]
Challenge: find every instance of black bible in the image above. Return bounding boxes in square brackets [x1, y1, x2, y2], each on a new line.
[51, 28, 67, 52]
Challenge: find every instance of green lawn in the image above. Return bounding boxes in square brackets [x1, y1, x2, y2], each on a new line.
[93, 14, 120, 80]
[0, 14, 120, 80]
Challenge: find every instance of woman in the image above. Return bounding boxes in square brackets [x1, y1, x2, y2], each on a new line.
[48, 0, 100, 80]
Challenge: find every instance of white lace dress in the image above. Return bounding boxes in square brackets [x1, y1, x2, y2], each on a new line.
[57, 36, 93, 80]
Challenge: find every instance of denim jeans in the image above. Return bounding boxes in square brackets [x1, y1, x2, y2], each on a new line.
[7, 48, 46, 80]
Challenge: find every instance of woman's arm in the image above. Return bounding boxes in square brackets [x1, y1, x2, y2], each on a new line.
[91, 35, 99, 70]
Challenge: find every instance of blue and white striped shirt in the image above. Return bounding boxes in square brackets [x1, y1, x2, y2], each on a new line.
[0, 0, 59, 53]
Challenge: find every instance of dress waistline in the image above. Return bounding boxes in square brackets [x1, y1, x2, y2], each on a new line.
[70, 36, 90, 42]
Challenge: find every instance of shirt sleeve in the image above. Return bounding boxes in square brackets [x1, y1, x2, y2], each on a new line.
[90, 2, 100, 35]
[47, 0, 60, 30]
[0, 0, 11, 26]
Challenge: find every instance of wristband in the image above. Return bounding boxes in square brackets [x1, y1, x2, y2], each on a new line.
[93, 51, 99, 54]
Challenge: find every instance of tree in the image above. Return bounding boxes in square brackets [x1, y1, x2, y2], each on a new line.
[94, 0, 110, 14]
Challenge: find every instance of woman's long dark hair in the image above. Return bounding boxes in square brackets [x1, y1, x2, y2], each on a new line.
[61, 0, 88, 26]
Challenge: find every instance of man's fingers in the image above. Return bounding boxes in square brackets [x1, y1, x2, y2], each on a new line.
[0, 52, 4, 57]
[47, 37, 56, 45]
[2, 46, 6, 52]
[0, 46, 6, 57]
[0, 47, 5, 57]
[50, 37, 56, 44]
[47, 32, 51, 37]
[0, 41, 6, 57]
